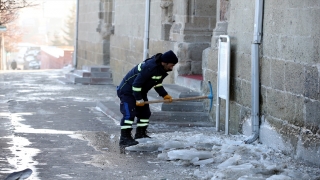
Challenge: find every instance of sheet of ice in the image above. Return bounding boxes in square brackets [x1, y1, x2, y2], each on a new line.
[167, 149, 213, 161]
[192, 158, 214, 166]
[217, 154, 242, 169]
[162, 140, 185, 149]
[145, 126, 320, 180]
[266, 175, 292, 180]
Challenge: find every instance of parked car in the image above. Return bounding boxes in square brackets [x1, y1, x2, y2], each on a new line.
[28, 60, 40, 69]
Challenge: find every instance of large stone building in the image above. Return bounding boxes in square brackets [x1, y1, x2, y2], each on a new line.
[75, 0, 320, 165]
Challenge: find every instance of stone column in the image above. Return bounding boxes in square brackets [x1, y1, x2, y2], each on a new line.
[160, 0, 173, 41]
[170, 0, 216, 76]
[212, 0, 228, 48]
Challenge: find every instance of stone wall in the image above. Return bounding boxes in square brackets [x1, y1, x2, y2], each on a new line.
[76, 0, 112, 68]
[203, 0, 320, 165]
[171, 0, 216, 76]
[260, 0, 320, 165]
[110, 0, 216, 85]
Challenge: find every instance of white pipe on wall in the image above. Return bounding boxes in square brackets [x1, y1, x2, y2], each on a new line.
[143, 0, 150, 60]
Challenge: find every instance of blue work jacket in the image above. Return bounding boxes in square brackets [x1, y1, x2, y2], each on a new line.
[117, 53, 168, 100]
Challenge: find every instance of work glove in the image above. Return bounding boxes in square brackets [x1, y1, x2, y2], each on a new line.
[163, 94, 172, 103]
[136, 99, 145, 106]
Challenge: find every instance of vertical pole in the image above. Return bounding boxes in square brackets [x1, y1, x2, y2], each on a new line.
[225, 36, 230, 135]
[216, 37, 221, 132]
[143, 0, 150, 61]
[73, 0, 80, 69]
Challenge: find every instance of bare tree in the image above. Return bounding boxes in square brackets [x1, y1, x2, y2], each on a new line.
[0, 0, 38, 25]
[4, 21, 24, 52]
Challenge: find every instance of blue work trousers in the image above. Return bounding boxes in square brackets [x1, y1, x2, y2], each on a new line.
[117, 90, 151, 129]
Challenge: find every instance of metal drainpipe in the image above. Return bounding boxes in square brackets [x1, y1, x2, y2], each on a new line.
[143, 0, 150, 61]
[245, 0, 264, 144]
[73, 0, 80, 68]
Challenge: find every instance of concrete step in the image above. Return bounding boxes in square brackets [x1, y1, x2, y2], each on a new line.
[62, 65, 113, 85]
[64, 72, 112, 85]
[161, 101, 204, 112]
[74, 70, 112, 78]
[82, 65, 110, 72]
[150, 111, 212, 127]
[96, 101, 213, 127]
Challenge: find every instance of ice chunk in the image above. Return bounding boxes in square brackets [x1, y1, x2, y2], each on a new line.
[266, 174, 291, 180]
[192, 158, 214, 166]
[167, 149, 213, 161]
[190, 157, 200, 164]
[237, 175, 265, 180]
[126, 143, 160, 152]
[226, 163, 253, 171]
[157, 152, 168, 160]
[163, 140, 185, 150]
[217, 154, 241, 169]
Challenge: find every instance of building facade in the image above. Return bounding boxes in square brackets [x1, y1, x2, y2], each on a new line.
[75, 0, 320, 165]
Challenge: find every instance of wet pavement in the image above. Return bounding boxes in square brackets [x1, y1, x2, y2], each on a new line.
[0, 70, 197, 180]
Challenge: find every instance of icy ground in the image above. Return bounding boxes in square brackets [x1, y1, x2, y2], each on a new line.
[126, 126, 320, 180]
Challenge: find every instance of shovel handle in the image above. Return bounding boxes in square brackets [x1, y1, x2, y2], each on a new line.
[143, 96, 208, 104]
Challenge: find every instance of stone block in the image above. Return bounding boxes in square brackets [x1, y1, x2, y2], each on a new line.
[111, 35, 130, 50]
[234, 52, 251, 82]
[270, 59, 285, 91]
[266, 89, 286, 119]
[283, 93, 304, 126]
[189, 43, 210, 61]
[304, 66, 319, 100]
[260, 57, 271, 87]
[161, 24, 172, 41]
[266, 9, 286, 35]
[294, 9, 313, 37]
[206, 48, 218, 73]
[305, 99, 320, 130]
[278, 36, 295, 61]
[194, 0, 216, 16]
[262, 34, 280, 59]
[130, 38, 143, 53]
[191, 35, 213, 44]
[228, 102, 241, 134]
[191, 61, 202, 75]
[240, 80, 251, 108]
[230, 78, 241, 103]
[284, 62, 304, 95]
[185, 17, 212, 29]
[176, 61, 191, 75]
[294, 36, 316, 64]
[90, 77, 113, 85]
[239, 105, 251, 135]
[237, 32, 253, 55]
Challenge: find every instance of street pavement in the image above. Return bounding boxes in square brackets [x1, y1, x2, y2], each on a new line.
[0, 70, 198, 180]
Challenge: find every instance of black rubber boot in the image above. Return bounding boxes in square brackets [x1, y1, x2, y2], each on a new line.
[119, 128, 139, 147]
[134, 126, 151, 139]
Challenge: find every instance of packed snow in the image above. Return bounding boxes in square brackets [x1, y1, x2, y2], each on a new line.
[126, 127, 320, 180]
